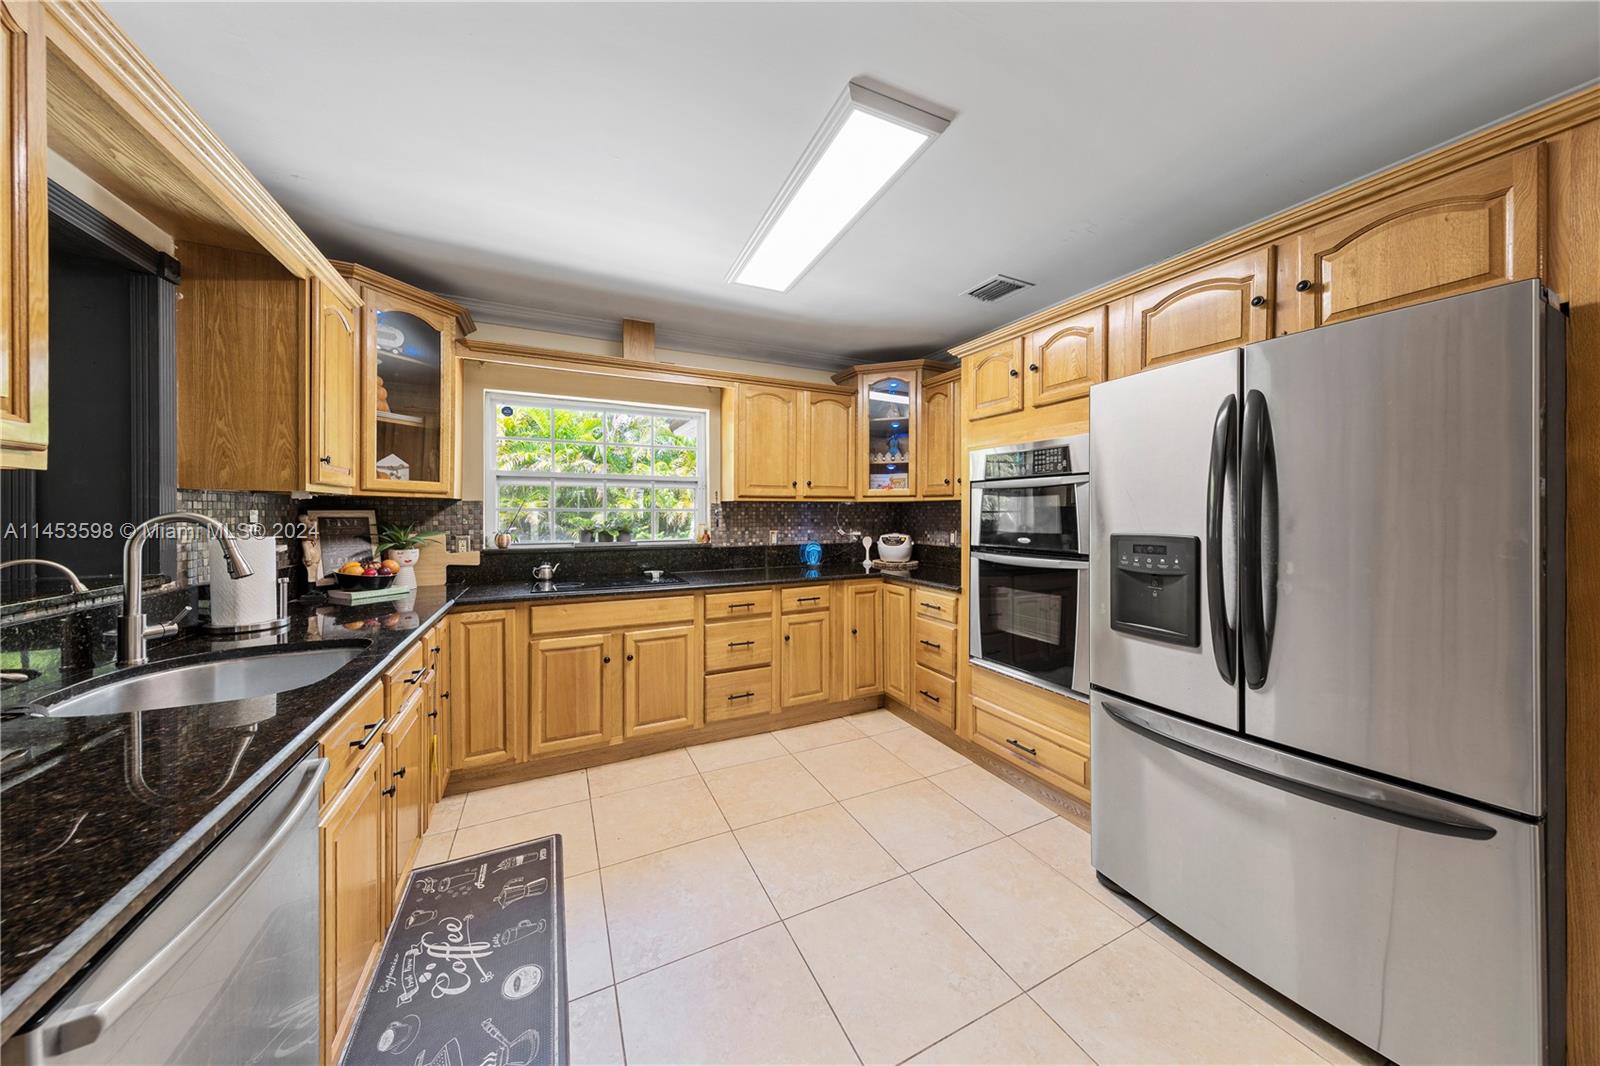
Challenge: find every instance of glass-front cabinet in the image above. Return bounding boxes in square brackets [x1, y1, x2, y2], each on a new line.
[338, 263, 470, 497]
[857, 368, 919, 497]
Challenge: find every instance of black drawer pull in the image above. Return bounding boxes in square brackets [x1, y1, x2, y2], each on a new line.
[919, 639, 942, 649]
[403, 667, 424, 685]
[728, 602, 756, 610]
[919, 689, 941, 703]
[728, 640, 756, 648]
[797, 595, 821, 603]
[728, 691, 755, 701]
[381, 785, 397, 797]
[349, 720, 383, 750]
[431, 646, 441, 654]
[393, 767, 406, 779]
[1006, 737, 1038, 757]
[920, 602, 943, 611]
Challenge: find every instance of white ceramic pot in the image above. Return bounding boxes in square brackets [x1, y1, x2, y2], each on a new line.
[877, 533, 914, 562]
[384, 547, 421, 589]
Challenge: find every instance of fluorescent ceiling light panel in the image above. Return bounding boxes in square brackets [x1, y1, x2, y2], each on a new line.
[731, 82, 950, 292]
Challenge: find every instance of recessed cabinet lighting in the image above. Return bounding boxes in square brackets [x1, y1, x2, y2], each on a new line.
[729, 81, 951, 292]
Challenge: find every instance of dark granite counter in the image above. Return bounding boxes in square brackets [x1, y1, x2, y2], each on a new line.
[0, 585, 457, 1039]
[0, 554, 961, 1038]
[453, 563, 961, 606]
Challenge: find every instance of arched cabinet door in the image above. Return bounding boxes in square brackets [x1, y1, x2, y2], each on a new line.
[1291, 144, 1542, 330]
[1123, 247, 1274, 373]
[1025, 306, 1106, 406]
[732, 383, 799, 498]
[800, 391, 855, 498]
[964, 338, 1024, 420]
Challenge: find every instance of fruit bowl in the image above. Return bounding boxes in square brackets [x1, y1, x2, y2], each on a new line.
[334, 570, 397, 591]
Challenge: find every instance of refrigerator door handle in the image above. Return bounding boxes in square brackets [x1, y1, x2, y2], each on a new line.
[1206, 393, 1238, 684]
[1240, 389, 1279, 689]
[1100, 696, 1496, 841]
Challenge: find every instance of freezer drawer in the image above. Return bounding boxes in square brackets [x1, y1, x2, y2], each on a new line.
[1091, 693, 1551, 1066]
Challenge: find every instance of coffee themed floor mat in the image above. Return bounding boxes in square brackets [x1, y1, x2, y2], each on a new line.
[340, 837, 567, 1066]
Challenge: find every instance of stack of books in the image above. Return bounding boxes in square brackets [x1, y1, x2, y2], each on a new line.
[325, 586, 411, 606]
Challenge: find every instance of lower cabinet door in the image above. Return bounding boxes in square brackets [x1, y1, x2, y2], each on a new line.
[844, 583, 883, 699]
[448, 609, 521, 770]
[780, 611, 831, 707]
[385, 698, 426, 904]
[320, 745, 386, 1061]
[882, 583, 912, 705]
[624, 624, 698, 737]
[530, 631, 616, 754]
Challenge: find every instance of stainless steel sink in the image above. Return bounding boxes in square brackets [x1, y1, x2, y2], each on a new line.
[36, 644, 367, 718]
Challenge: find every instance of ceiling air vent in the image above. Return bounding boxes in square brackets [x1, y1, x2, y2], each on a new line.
[965, 274, 1034, 302]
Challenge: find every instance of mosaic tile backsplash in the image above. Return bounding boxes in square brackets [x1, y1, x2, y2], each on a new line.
[710, 500, 960, 547]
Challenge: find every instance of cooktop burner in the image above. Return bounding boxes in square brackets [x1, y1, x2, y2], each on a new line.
[532, 573, 685, 593]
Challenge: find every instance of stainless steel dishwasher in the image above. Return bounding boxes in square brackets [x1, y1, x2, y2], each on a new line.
[3, 755, 327, 1065]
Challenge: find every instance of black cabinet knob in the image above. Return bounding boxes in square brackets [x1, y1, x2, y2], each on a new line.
[851, 628, 858, 635]
[626, 654, 634, 662]
[943, 478, 951, 485]
[1250, 295, 1266, 307]
[784, 635, 791, 642]
[1295, 279, 1312, 292]
[381, 785, 397, 797]
[806, 480, 812, 487]
[393, 767, 406, 779]
[603, 655, 611, 664]
[319, 455, 332, 465]
[791, 481, 798, 487]
[1008, 368, 1019, 377]
[1028, 363, 1039, 372]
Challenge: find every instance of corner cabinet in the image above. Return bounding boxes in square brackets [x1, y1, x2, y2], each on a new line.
[1, 0, 47, 471]
[306, 280, 360, 490]
[918, 373, 958, 497]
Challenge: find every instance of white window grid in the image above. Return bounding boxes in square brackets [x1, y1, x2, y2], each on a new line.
[485, 390, 708, 545]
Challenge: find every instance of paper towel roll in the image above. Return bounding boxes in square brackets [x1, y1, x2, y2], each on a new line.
[207, 534, 280, 627]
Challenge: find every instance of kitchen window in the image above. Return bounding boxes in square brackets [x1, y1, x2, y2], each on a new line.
[485, 391, 707, 544]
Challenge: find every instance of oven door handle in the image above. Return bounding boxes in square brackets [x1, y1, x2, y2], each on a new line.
[971, 551, 1088, 570]
[971, 474, 1088, 491]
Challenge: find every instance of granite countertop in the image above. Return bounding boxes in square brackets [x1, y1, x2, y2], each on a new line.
[455, 563, 961, 606]
[0, 562, 961, 1037]
[0, 585, 457, 1039]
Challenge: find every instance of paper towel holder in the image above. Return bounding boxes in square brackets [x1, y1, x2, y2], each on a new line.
[200, 576, 292, 637]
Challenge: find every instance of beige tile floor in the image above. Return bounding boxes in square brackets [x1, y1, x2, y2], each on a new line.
[416, 709, 1382, 1066]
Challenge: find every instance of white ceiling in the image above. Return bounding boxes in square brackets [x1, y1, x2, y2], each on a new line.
[112, 2, 1599, 371]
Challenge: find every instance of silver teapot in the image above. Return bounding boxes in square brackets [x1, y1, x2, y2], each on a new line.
[532, 561, 561, 581]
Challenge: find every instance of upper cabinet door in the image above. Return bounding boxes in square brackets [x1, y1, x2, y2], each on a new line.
[308, 283, 360, 490]
[859, 370, 917, 497]
[918, 378, 957, 497]
[1026, 306, 1106, 406]
[1293, 145, 1543, 330]
[360, 290, 455, 495]
[800, 391, 854, 498]
[1, 0, 47, 471]
[1121, 247, 1274, 373]
[733, 384, 799, 498]
[964, 339, 1024, 420]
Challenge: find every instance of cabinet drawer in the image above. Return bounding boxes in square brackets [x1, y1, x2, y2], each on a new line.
[319, 682, 387, 803]
[530, 595, 692, 634]
[913, 588, 959, 624]
[705, 666, 775, 722]
[973, 697, 1088, 790]
[781, 585, 831, 612]
[913, 616, 958, 675]
[912, 666, 956, 729]
[705, 618, 773, 672]
[705, 588, 775, 619]
[971, 663, 1090, 745]
[383, 639, 429, 715]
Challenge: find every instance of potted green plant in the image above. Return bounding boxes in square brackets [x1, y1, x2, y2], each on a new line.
[378, 524, 433, 588]
[607, 515, 634, 544]
[571, 516, 599, 543]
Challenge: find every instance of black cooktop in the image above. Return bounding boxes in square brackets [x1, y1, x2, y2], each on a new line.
[531, 573, 685, 593]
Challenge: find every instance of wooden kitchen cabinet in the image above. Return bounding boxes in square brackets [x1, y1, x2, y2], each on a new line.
[780, 609, 832, 708]
[1290, 145, 1543, 331]
[1025, 306, 1106, 405]
[529, 632, 616, 755]
[1112, 247, 1274, 376]
[306, 280, 360, 490]
[384, 694, 426, 904]
[320, 743, 386, 1064]
[855, 368, 919, 497]
[918, 375, 958, 497]
[843, 582, 884, 699]
[0, 0, 47, 471]
[623, 624, 700, 737]
[425, 626, 449, 806]
[882, 582, 912, 705]
[448, 608, 522, 770]
[964, 338, 1024, 420]
[800, 391, 856, 497]
[724, 383, 799, 497]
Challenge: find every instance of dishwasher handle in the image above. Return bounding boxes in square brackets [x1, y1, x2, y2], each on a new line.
[36, 757, 329, 1059]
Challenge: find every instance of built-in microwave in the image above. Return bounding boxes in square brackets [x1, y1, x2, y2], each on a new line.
[969, 436, 1089, 556]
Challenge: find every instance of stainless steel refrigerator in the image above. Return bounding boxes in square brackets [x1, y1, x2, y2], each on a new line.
[1088, 280, 1566, 1065]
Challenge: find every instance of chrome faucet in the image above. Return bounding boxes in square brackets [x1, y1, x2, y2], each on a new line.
[119, 512, 254, 667]
[0, 558, 89, 594]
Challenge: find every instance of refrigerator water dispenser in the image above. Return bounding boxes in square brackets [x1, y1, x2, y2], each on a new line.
[1109, 534, 1200, 646]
